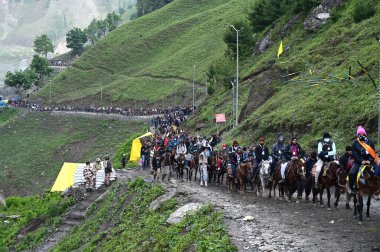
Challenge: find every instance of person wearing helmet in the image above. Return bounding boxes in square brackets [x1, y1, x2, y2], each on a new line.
[314, 132, 337, 189]
[349, 126, 377, 193]
[83, 161, 95, 192]
[272, 134, 286, 176]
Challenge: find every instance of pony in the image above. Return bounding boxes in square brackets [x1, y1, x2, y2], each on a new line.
[237, 162, 253, 193]
[189, 154, 199, 182]
[285, 159, 306, 203]
[349, 165, 380, 224]
[208, 153, 218, 183]
[311, 161, 344, 210]
[259, 160, 272, 197]
[271, 161, 285, 199]
[176, 153, 186, 182]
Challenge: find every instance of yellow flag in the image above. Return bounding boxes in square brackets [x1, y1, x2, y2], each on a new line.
[277, 40, 283, 58]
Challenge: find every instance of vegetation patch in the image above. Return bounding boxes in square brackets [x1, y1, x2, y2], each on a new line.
[51, 178, 235, 252]
[0, 193, 75, 251]
[0, 110, 145, 196]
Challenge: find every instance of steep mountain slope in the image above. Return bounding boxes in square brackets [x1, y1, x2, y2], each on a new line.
[0, 109, 145, 196]
[38, 0, 380, 150]
[36, 0, 253, 106]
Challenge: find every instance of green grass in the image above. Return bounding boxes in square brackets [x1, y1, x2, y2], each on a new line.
[35, 0, 380, 152]
[35, 0, 254, 106]
[51, 178, 235, 252]
[0, 109, 145, 196]
[0, 193, 75, 252]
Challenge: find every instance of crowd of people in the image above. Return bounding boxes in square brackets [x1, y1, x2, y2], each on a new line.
[9, 100, 194, 117]
[132, 114, 380, 202]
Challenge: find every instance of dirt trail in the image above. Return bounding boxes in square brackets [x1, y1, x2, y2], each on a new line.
[35, 168, 380, 252]
[136, 169, 380, 252]
[34, 187, 107, 252]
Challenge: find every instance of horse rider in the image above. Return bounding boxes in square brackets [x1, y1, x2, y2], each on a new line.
[314, 132, 337, 189]
[176, 140, 187, 159]
[281, 137, 304, 183]
[339, 145, 353, 172]
[348, 126, 378, 193]
[271, 134, 286, 176]
[254, 137, 270, 175]
[221, 143, 229, 156]
[229, 140, 241, 178]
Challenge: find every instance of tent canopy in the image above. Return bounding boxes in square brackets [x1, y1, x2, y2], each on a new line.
[51, 163, 80, 192]
[129, 132, 153, 161]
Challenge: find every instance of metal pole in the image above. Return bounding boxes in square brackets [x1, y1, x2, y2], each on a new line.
[231, 80, 235, 128]
[378, 58, 380, 144]
[49, 82, 52, 103]
[236, 29, 239, 127]
[192, 65, 195, 112]
[230, 25, 241, 127]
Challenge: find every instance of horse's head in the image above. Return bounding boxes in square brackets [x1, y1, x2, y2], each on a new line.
[260, 160, 271, 176]
[362, 165, 380, 193]
[292, 159, 306, 181]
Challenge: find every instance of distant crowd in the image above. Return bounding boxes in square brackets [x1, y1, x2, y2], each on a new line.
[9, 100, 194, 117]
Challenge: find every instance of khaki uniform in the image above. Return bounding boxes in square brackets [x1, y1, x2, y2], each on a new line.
[83, 164, 95, 189]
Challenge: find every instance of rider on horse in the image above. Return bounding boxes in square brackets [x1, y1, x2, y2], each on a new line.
[348, 126, 378, 193]
[254, 137, 270, 175]
[229, 140, 241, 177]
[339, 145, 353, 172]
[271, 134, 286, 176]
[314, 132, 337, 189]
[281, 137, 304, 183]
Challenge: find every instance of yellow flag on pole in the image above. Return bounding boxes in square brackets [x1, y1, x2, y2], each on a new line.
[277, 40, 283, 58]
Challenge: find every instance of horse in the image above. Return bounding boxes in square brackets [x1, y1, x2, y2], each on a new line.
[311, 161, 345, 210]
[237, 162, 253, 193]
[189, 154, 199, 182]
[349, 165, 380, 224]
[226, 164, 237, 191]
[259, 160, 272, 197]
[216, 155, 227, 185]
[285, 159, 306, 203]
[271, 161, 285, 199]
[208, 153, 218, 183]
[176, 154, 186, 182]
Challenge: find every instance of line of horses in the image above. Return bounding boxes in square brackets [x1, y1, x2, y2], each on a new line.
[171, 152, 380, 225]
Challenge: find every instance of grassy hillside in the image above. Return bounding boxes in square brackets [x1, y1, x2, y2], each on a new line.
[37, 0, 380, 151]
[35, 0, 253, 106]
[0, 109, 145, 197]
[51, 178, 235, 252]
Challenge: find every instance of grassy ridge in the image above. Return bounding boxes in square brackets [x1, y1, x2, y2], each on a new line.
[36, 0, 253, 105]
[36, 0, 380, 151]
[187, 0, 380, 151]
[0, 110, 145, 196]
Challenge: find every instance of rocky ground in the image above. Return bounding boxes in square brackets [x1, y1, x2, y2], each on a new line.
[125, 168, 380, 252]
[36, 168, 380, 252]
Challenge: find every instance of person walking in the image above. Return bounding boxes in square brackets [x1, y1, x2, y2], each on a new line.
[83, 161, 95, 192]
[104, 156, 113, 186]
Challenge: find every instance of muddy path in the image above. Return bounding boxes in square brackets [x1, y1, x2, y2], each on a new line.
[133, 169, 380, 252]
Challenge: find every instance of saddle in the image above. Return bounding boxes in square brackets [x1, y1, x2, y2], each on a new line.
[356, 165, 374, 188]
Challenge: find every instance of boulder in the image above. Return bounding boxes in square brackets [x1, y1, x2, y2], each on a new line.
[303, 0, 344, 31]
[166, 203, 203, 224]
[149, 189, 177, 211]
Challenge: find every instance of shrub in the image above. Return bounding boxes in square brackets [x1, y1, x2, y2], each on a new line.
[352, 0, 376, 23]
